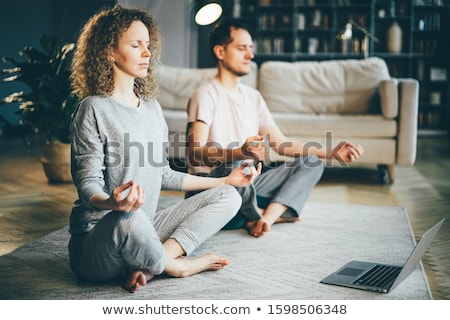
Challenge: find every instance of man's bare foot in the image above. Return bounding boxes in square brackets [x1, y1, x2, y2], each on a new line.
[275, 216, 301, 224]
[245, 219, 270, 237]
[165, 253, 229, 278]
[123, 268, 153, 293]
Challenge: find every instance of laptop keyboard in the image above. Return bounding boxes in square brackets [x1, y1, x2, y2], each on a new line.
[352, 265, 402, 288]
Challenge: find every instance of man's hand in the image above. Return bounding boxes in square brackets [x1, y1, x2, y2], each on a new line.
[332, 141, 364, 163]
[240, 135, 266, 161]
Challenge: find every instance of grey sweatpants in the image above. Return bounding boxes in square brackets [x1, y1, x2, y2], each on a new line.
[210, 155, 324, 223]
[68, 185, 240, 282]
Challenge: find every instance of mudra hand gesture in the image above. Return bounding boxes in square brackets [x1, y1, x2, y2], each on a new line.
[241, 135, 267, 162]
[225, 161, 262, 187]
[331, 141, 364, 163]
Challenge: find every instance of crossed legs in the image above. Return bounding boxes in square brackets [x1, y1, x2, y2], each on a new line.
[124, 238, 229, 293]
[245, 155, 324, 237]
[124, 185, 240, 292]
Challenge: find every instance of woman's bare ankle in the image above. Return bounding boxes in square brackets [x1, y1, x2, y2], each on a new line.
[165, 253, 228, 278]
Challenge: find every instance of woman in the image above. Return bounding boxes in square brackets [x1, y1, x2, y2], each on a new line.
[69, 5, 259, 293]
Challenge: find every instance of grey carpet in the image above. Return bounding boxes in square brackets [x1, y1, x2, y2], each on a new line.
[0, 199, 432, 300]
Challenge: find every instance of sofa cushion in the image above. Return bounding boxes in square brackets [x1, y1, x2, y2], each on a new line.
[259, 57, 391, 115]
[155, 62, 258, 111]
[272, 113, 397, 138]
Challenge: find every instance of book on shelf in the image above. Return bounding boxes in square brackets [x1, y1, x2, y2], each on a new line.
[418, 111, 445, 130]
[430, 67, 447, 81]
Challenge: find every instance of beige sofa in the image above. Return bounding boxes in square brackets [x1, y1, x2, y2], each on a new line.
[155, 57, 419, 184]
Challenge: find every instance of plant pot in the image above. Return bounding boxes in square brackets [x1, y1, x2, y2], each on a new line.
[41, 141, 72, 183]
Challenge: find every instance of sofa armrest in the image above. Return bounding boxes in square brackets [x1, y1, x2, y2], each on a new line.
[379, 78, 398, 119]
[396, 79, 419, 166]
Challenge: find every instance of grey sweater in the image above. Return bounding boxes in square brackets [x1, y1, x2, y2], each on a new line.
[69, 95, 186, 235]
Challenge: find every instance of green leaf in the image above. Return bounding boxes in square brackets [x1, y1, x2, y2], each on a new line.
[1, 34, 78, 142]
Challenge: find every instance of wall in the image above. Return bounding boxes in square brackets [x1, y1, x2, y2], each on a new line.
[118, 0, 196, 68]
[0, 0, 55, 126]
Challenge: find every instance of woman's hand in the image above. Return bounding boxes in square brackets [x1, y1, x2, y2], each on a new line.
[224, 160, 262, 187]
[107, 180, 146, 212]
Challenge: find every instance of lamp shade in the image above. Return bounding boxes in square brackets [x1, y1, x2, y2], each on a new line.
[194, 2, 222, 26]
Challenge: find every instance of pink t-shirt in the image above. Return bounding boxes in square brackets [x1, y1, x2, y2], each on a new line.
[187, 79, 276, 174]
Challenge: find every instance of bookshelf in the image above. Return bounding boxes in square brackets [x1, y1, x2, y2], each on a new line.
[374, 0, 449, 134]
[221, 0, 450, 135]
[412, 2, 449, 134]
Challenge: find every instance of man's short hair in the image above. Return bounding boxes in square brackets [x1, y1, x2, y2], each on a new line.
[209, 18, 250, 51]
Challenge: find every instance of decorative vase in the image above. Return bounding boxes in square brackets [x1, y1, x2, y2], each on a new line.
[41, 140, 72, 183]
[387, 20, 402, 53]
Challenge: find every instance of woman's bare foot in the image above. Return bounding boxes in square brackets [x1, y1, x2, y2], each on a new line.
[245, 219, 270, 237]
[123, 268, 153, 293]
[165, 253, 229, 278]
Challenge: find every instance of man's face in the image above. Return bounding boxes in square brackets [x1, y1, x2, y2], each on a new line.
[216, 27, 254, 77]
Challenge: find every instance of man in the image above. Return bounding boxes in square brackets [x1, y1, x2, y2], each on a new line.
[187, 20, 363, 237]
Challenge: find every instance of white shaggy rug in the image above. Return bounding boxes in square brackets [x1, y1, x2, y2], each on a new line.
[0, 200, 431, 300]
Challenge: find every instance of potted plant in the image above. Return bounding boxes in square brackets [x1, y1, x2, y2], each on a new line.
[1, 34, 79, 183]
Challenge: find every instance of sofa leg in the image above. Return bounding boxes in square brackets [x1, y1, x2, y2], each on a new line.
[378, 164, 394, 185]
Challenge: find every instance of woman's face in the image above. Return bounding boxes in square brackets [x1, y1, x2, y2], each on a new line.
[111, 20, 151, 80]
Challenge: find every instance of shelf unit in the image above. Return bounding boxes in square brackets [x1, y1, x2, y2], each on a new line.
[374, 0, 449, 134]
[222, 0, 450, 135]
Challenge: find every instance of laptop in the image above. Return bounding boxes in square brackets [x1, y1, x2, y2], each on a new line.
[320, 218, 445, 293]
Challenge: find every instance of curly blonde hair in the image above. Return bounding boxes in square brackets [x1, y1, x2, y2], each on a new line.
[71, 5, 161, 99]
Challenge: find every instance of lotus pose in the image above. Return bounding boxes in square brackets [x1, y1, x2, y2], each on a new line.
[68, 5, 259, 293]
[187, 20, 363, 237]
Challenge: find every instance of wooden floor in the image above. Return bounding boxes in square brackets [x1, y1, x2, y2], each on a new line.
[0, 135, 449, 299]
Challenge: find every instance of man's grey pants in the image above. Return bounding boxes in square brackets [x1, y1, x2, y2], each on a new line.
[189, 155, 324, 228]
